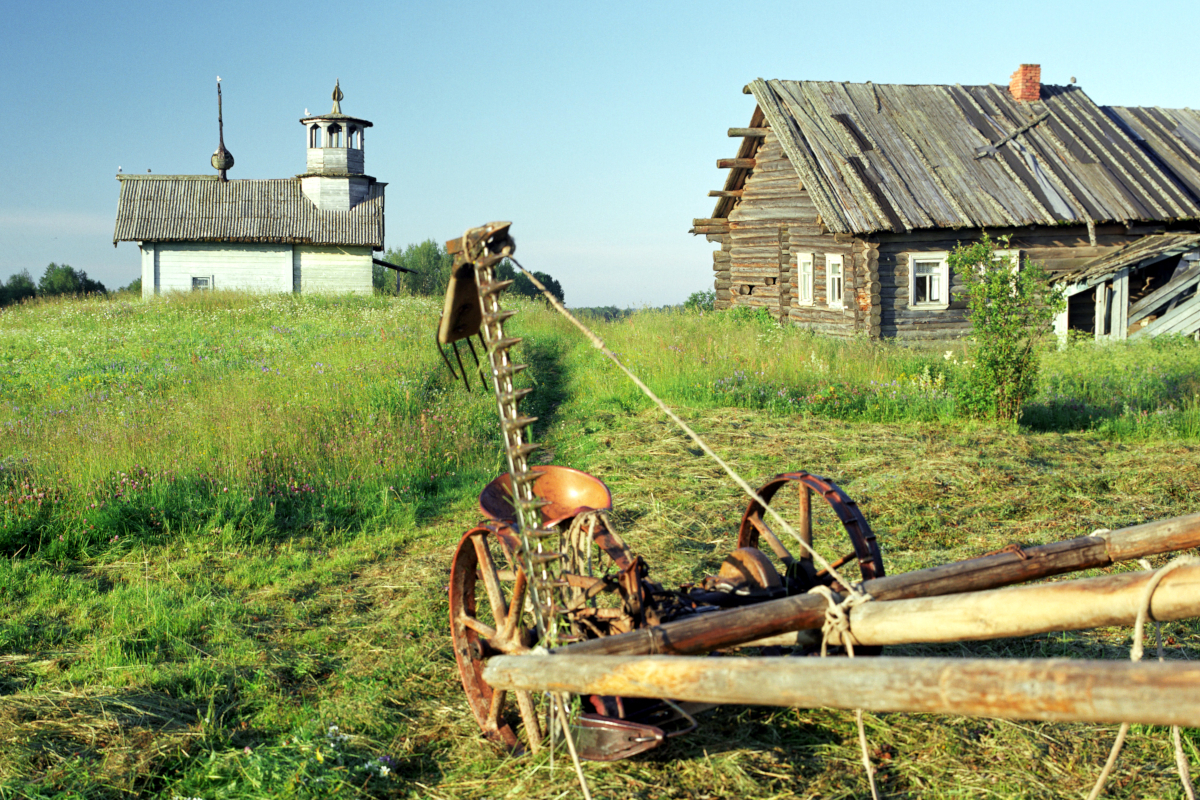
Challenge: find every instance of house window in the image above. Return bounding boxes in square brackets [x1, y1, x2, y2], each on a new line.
[908, 253, 950, 309]
[192, 276, 211, 291]
[309, 125, 322, 148]
[796, 253, 814, 305]
[826, 254, 844, 308]
[328, 124, 343, 147]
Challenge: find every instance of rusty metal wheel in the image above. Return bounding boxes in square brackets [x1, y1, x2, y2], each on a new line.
[448, 525, 546, 753]
[737, 471, 885, 595]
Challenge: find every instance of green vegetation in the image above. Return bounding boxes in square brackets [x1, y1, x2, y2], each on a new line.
[1, 292, 1197, 798]
[949, 234, 1065, 421]
[375, 241, 564, 305]
[1, 264, 107, 308]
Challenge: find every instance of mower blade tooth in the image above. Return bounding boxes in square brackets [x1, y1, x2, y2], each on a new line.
[498, 387, 534, 405]
[483, 309, 518, 326]
[479, 279, 515, 296]
[502, 415, 538, 432]
[489, 336, 522, 353]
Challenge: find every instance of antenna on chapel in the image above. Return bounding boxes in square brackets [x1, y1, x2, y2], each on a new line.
[211, 76, 235, 181]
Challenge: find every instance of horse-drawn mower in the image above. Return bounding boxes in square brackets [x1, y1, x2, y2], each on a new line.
[435, 222, 1200, 790]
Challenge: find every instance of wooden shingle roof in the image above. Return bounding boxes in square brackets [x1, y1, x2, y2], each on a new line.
[112, 175, 385, 248]
[742, 79, 1200, 235]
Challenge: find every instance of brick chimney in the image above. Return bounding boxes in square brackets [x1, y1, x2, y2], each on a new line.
[1009, 64, 1041, 102]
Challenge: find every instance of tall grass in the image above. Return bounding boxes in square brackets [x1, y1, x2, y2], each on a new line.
[0, 291, 503, 560]
[519, 305, 1200, 438]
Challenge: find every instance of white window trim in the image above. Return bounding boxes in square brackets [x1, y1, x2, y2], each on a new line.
[908, 252, 950, 310]
[796, 252, 814, 306]
[825, 254, 844, 309]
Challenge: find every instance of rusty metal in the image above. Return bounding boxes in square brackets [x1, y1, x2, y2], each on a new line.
[442, 223, 893, 761]
[570, 715, 665, 761]
[737, 471, 885, 593]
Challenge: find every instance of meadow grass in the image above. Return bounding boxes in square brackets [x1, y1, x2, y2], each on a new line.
[0, 293, 1196, 799]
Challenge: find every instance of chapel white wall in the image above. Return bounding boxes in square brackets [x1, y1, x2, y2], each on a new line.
[153, 242, 293, 294]
[293, 246, 373, 294]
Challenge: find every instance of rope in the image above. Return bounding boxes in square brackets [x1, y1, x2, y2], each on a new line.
[509, 259, 862, 596]
[808, 585, 880, 800]
[1085, 555, 1199, 800]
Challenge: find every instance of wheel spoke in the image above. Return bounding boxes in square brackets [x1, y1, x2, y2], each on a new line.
[515, 690, 543, 753]
[486, 687, 507, 729]
[502, 568, 529, 641]
[459, 613, 498, 640]
[471, 532, 509, 622]
[748, 512, 796, 565]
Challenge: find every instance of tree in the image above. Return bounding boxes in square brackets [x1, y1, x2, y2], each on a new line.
[376, 240, 456, 296]
[495, 261, 565, 305]
[38, 263, 106, 297]
[684, 289, 715, 311]
[122, 277, 143, 294]
[1, 270, 37, 306]
[949, 233, 1065, 421]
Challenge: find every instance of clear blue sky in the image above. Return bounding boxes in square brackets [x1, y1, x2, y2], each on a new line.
[3, 0, 1197, 307]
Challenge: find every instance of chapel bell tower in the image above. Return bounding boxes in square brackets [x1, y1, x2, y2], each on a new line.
[299, 80, 375, 211]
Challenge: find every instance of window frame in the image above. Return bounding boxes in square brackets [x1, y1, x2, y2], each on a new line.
[907, 252, 950, 310]
[796, 252, 814, 306]
[825, 253, 844, 309]
[191, 276, 212, 292]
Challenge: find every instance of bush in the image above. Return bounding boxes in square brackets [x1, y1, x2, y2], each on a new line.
[949, 234, 1064, 421]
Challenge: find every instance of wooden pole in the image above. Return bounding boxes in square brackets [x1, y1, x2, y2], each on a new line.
[554, 514, 1200, 657]
[827, 561, 1200, 646]
[484, 655, 1200, 727]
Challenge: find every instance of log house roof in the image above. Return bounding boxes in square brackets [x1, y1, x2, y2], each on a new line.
[717, 79, 1200, 235]
[112, 175, 385, 248]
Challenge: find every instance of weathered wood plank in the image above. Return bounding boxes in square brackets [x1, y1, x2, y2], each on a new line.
[729, 127, 770, 137]
[718, 158, 757, 169]
[553, 515, 1200, 658]
[484, 655, 1200, 727]
[708, 190, 744, 198]
[834, 563, 1200, 646]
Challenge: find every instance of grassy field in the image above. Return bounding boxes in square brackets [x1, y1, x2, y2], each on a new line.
[1, 292, 1198, 799]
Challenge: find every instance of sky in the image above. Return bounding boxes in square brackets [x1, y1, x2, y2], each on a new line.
[2, 0, 1198, 307]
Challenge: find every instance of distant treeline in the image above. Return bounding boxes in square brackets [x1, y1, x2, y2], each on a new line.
[0, 263, 111, 308]
[373, 240, 565, 305]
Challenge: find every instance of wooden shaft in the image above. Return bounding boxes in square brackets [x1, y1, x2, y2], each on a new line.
[554, 514, 1200, 657]
[833, 562, 1200, 646]
[484, 655, 1200, 727]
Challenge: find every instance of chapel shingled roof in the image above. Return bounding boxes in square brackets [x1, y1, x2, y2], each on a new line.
[112, 175, 385, 248]
[734, 79, 1200, 235]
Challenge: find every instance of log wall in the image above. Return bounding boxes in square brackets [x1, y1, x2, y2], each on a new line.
[868, 224, 1142, 343]
[723, 130, 857, 336]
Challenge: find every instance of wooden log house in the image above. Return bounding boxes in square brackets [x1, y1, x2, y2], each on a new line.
[694, 65, 1200, 342]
